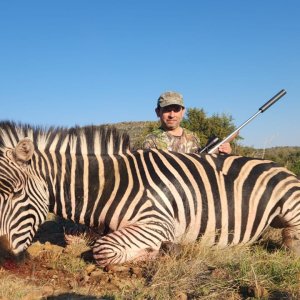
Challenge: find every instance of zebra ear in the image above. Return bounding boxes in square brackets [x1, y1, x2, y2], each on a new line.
[13, 138, 34, 163]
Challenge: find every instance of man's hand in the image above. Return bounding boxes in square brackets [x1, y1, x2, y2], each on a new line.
[218, 131, 239, 154]
[218, 142, 232, 154]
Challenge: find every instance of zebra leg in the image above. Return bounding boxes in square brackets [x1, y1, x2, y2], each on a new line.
[92, 222, 174, 266]
[282, 226, 300, 255]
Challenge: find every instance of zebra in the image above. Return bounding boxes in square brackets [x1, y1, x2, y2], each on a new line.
[0, 121, 299, 266]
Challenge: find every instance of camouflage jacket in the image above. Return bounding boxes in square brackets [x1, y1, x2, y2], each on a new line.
[142, 127, 201, 154]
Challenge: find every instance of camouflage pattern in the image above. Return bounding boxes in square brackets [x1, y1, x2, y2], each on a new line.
[142, 127, 201, 154]
[157, 91, 184, 108]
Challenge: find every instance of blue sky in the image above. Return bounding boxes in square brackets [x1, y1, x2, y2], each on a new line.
[0, 1, 299, 148]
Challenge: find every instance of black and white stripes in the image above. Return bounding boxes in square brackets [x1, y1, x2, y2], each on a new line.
[0, 121, 300, 265]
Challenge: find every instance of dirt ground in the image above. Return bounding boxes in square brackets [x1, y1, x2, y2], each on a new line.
[1, 219, 298, 300]
[0, 219, 148, 300]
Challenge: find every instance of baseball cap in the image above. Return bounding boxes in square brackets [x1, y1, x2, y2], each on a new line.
[157, 91, 184, 108]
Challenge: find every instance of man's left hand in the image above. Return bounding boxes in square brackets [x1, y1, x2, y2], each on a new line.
[218, 142, 232, 154]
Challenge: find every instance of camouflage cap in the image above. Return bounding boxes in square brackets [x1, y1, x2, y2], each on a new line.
[157, 91, 184, 108]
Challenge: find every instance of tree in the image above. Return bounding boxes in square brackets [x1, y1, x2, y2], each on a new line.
[182, 108, 237, 147]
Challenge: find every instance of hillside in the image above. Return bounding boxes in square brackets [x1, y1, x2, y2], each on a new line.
[107, 121, 300, 152]
[103, 121, 155, 148]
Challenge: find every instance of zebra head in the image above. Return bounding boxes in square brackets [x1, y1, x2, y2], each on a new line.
[0, 138, 49, 256]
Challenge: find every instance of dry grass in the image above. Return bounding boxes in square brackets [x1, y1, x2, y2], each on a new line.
[0, 227, 300, 299]
[0, 271, 41, 300]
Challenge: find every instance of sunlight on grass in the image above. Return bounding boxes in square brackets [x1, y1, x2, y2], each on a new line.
[1, 228, 300, 299]
[120, 240, 300, 299]
[0, 271, 41, 300]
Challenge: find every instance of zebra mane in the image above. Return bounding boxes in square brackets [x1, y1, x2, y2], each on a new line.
[0, 121, 131, 155]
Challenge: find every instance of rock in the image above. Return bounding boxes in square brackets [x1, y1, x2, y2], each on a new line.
[27, 242, 44, 257]
[175, 291, 188, 300]
[104, 264, 130, 273]
[21, 291, 43, 300]
[85, 264, 97, 274]
[248, 285, 269, 298]
[130, 266, 143, 278]
[90, 269, 104, 276]
[41, 285, 55, 297]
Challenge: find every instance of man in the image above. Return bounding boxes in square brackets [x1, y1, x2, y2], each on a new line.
[142, 91, 233, 154]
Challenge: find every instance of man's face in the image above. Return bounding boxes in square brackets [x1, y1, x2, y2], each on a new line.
[156, 105, 185, 130]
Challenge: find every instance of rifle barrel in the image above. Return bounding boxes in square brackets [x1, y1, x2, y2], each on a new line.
[207, 89, 287, 154]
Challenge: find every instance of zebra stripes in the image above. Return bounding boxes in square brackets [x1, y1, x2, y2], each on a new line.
[0, 121, 300, 265]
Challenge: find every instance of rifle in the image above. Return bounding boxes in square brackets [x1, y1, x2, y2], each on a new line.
[200, 89, 287, 154]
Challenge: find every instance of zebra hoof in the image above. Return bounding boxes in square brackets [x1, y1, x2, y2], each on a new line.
[286, 240, 300, 256]
[159, 241, 182, 256]
[282, 229, 300, 256]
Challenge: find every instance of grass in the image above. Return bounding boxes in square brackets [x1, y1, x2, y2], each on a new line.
[112, 230, 300, 299]
[0, 272, 41, 300]
[0, 228, 300, 299]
